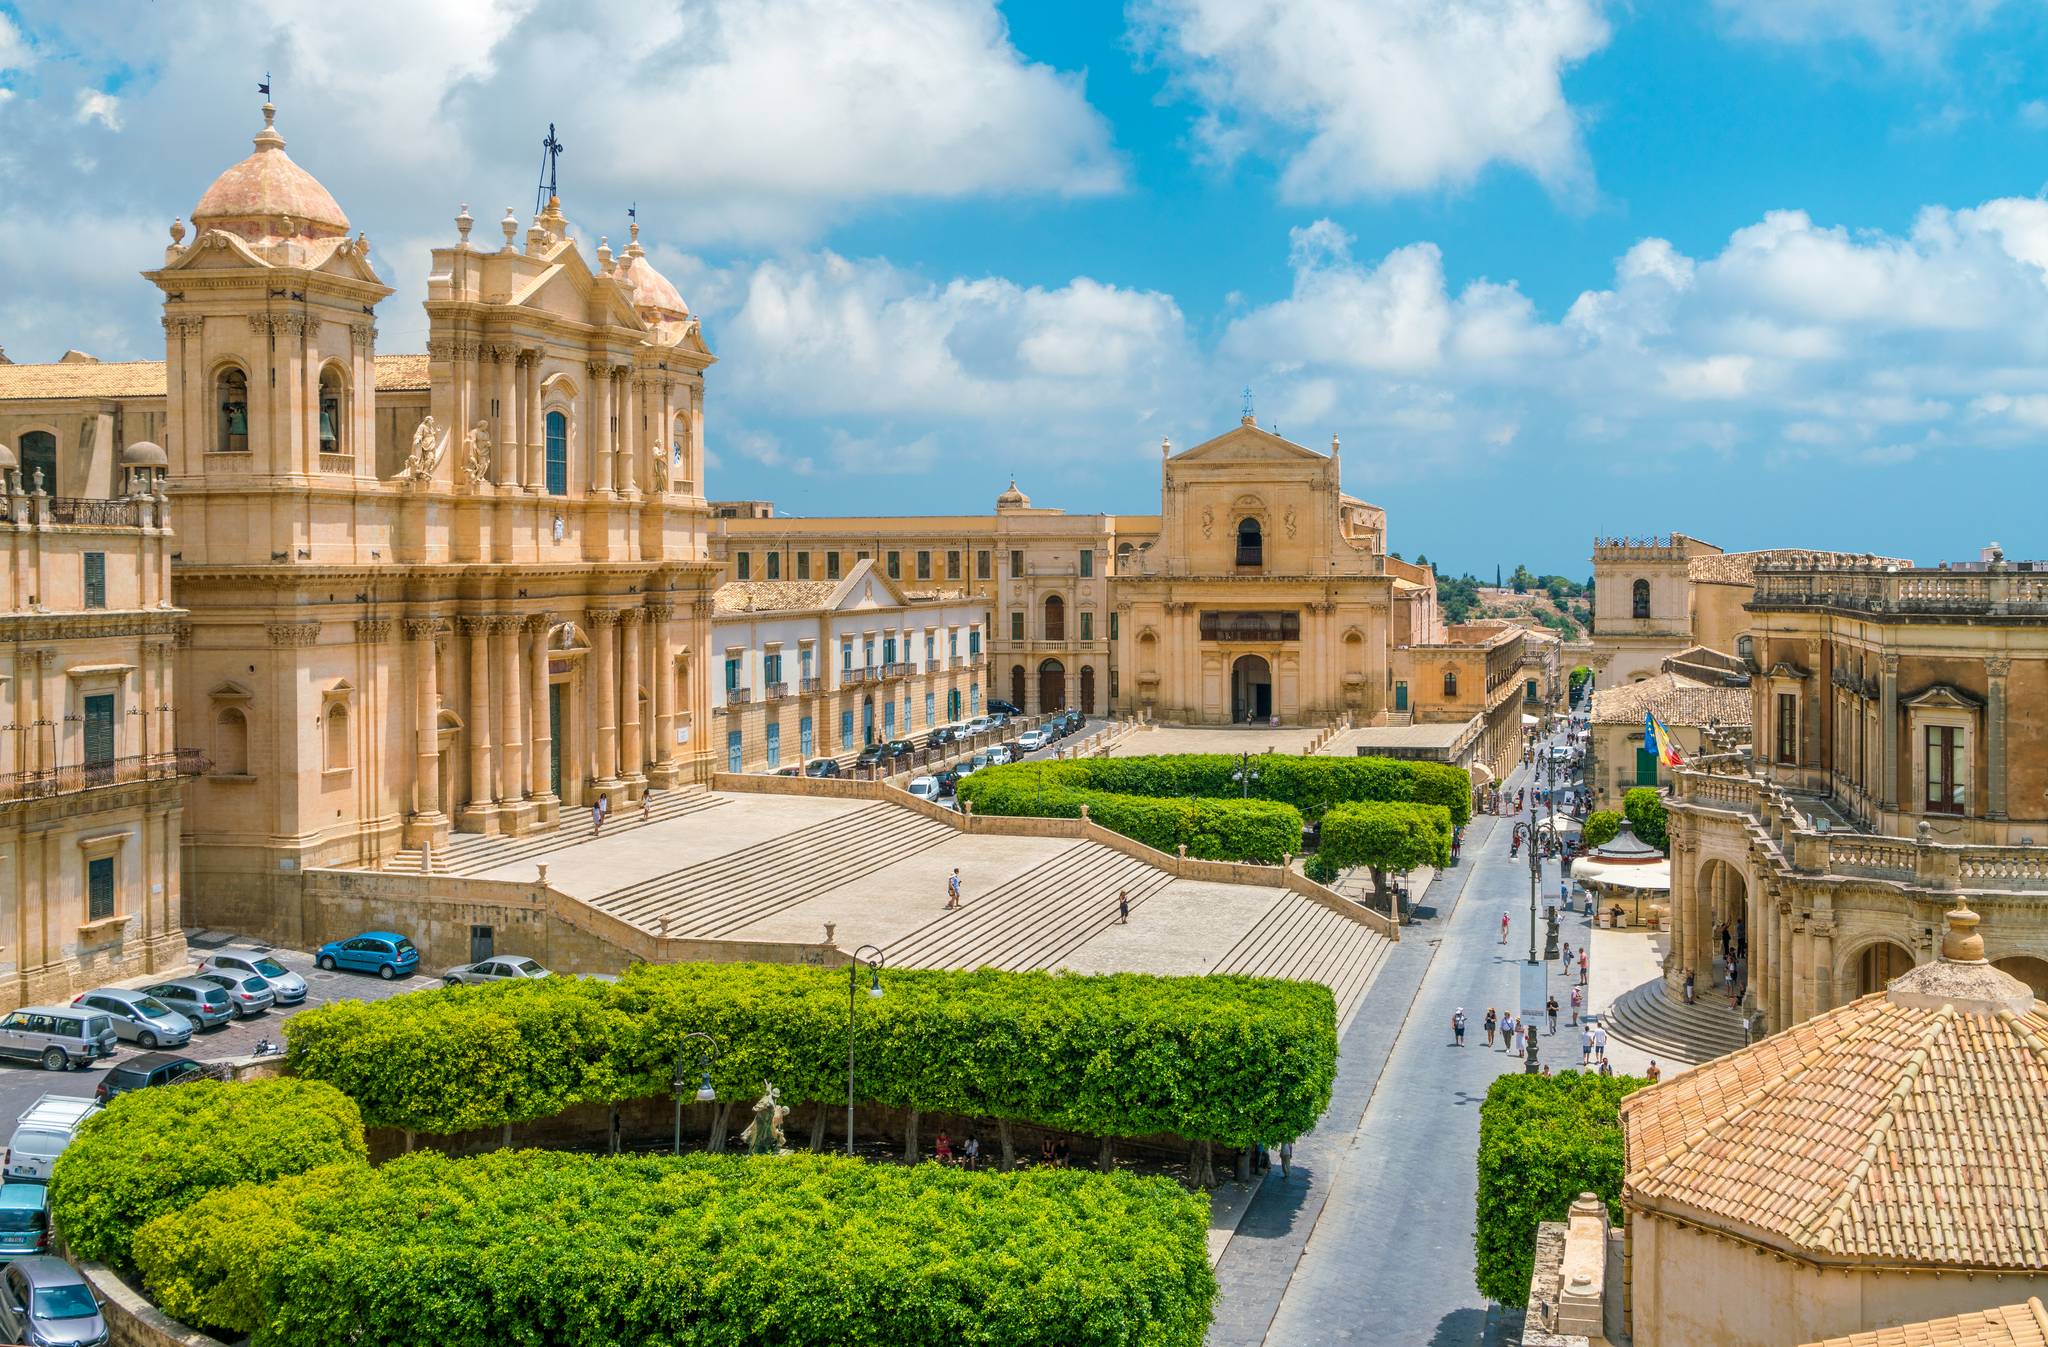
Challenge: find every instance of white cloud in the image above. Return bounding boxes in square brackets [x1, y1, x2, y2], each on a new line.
[74, 89, 120, 130]
[1131, 0, 1609, 199]
[1713, 0, 2006, 59]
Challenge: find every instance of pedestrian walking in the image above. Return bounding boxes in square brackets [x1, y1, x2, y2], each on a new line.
[1683, 968, 1696, 1004]
[1483, 1007, 1498, 1048]
[1452, 1008, 1467, 1046]
[1644, 1060, 1662, 1084]
[1593, 1024, 1609, 1062]
[1500, 911, 1511, 945]
[946, 868, 962, 910]
[1578, 948, 1589, 985]
[591, 793, 609, 837]
[1278, 1140, 1293, 1181]
[1569, 984, 1582, 1026]
[1117, 888, 1130, 924]
[1546, 996, 1559, 1035]
[1580, 1027, 1594, 1066]
[1514, 1021, 1527, 1056]
[1562, 939, 1572, 968]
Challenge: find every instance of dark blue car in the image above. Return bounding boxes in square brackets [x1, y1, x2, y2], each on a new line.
[316, 931, 420, 981]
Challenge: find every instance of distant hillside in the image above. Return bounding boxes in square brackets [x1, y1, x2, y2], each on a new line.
[1471, 587, 1589, 641]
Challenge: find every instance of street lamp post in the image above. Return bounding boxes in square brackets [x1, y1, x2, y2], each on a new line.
[846, 944, 885, 1157]
[671, 1031, 719, 1156]
[1526, 793, 1541, 966]
[1231, 752, 1260, 798]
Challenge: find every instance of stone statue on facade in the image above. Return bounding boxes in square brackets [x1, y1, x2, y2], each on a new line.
[739, 1080, 789, 1156]
[396, 415, 444, 484]
[462, 420, 494, 488]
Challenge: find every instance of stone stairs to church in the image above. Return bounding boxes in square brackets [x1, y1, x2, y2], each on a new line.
[887, 841, 1181, 973]
[588, 802, 957, 939]
[1212, 893, 1395, 1033]
[1599, 978, 1750, 1065]
[381, 789, 726, 877]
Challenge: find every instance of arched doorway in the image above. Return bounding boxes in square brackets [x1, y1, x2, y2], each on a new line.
[861, 695, 875, 746]
[1231, 654, 1272, 723]
[1079, 665, 1096, 715]
[1995, 955, 2048, 1001]
[1853, 940, 1915, 996]
[1696, 859, 1750, 968]
[1038, 659, 1066, 713]
[1009, 664, 1026, 710]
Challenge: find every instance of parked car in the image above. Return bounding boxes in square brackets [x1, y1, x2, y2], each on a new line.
[772, 765, 801, 777]
[853, 745, 887, 770]
[885, 738, 915, 760]
[139, 978, 234, 1031]
[441, 956, 550, 987]
[196, 951, 307, 1005]
[1016, 729, 1050, 752]
[932, 766, 961, 796]
[986, 744, 1015, 766]
[988, 699, 1022, 717]
[316, 931, 420, 981]
[0, 1256, 107, 1347]
[0, 1186, 49, 1263]
[0, 1009, 116, 1072]
[804, 758, 842, 778]
[969, 751, 992, 773]
[925, 727, 955, 750]
[191, 971, 275, 1019]
[986, 712, 1011, 731]
[94, 1051, 209, 1105]
[4, 1098, 100, 1182]
[70, 988, 192, 1050]
[963, 716, 992, 736]
[905, 776, 941, 802]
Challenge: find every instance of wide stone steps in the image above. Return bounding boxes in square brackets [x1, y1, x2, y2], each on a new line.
[889, 842, 1179, 973]
[1212, 895, 1394, 1032]
[590, 802, 957, 938]
[1599, 978, 1749, 1065]
[382, 790, 726, 876]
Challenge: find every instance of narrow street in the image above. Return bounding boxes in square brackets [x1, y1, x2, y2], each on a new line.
[1210, 725, 1595, 1347]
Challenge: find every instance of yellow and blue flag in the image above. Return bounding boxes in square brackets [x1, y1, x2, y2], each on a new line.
[1644, 710, 1686, 767]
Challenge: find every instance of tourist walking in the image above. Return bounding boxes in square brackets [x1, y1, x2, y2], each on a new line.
[1452, 1008, 1468, 1046]
[1593, 1024, 1609, 1062]
[1578, 948, 1589, 985]
[1580, 1026, 1594, 1066]
[1569, 984, 1582, 1026]
[1483, 1007, 1498, 1048]
[1644, 1060, 1662, 1084]
[591, 793, 609, 837]
[1117, 889, 1130, 924]
[1500, 911, 1511, 945]
[641, 792, 654, 825]
[1278, 1140, 1293, 1181]
[946, 868, 962, 910]
[1683, 968, 1696, 1004]
[1546, 995, 1559, 1035]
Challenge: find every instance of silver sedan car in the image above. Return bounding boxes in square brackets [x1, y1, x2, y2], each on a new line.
[440, 956, 550, 987]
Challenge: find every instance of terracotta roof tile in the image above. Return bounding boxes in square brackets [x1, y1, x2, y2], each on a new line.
[1796, 1298, 2048, 1347]
[0, 354, 429, 402]
[713, 580, 842, 616]
[1622, 989, 2048, 1270]
[1589, 672, 1752, 729]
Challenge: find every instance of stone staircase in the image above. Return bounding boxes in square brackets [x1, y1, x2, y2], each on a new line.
[889, 841, 1180, 972]
[588, 802, 957, 938]
[1599, 978, 1750, 1065]
[1212, 894, 1396, 1032]
[382, 790, 727, 877]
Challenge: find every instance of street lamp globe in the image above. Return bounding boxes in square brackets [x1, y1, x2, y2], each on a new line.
[694, 1071, 716, 1104]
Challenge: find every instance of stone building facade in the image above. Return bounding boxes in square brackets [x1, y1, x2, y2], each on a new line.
[2, 101, 719, 936]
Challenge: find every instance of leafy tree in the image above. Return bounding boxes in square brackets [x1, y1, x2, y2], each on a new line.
[1623, 787, 1669, 852]
[1568, 666, 1593, 695]
[1438, 573, 1482, 623]
[1317, 801, 1452, 908]
[1474, 1072, 1642, 1306]
[1581, 810, 1622, 849]
[1510, 564, 1536, 593]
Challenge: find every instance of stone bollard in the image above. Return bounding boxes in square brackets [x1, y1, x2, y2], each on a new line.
[1079, 804, 1091, 823]
[536, 862, 548, 887]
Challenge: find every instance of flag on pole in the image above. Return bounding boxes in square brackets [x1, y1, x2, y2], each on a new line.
[1644, 710, 1685, 767]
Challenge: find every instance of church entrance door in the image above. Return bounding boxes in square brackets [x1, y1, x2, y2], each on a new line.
[1231, 654, 1273, 723]
[1038, 659, 1066, 713]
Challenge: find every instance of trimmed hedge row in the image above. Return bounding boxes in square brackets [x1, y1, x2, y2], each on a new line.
[1003, 753, 1474, 827]
[1474, 1071, 1640, 1306]
[48, 1077, 366, 1273]
[955, 768, 1304, 863]
[286, 962, 1338, 1146]
[132, 1150, 1216, 1347]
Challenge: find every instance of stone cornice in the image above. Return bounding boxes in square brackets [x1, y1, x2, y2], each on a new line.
[0, 611, 185, 642]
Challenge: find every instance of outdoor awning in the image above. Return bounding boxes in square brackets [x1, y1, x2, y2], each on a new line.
[1522, 713, 1541, 727]
[1571, 857, 1671, 893]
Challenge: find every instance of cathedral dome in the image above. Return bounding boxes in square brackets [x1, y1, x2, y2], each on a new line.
[996, 478, 1031, 511]
[192, 104, 349, 241]
[618, 225, 689, 320]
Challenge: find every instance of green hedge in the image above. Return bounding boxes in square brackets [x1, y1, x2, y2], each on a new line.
[954, 767, 1304, 863]
[1474, 1072, 1641, 1306]
[1318, 801, 1453, 901]
[48, 1078, 365, 1273]
[1581, 810, 1622, 849]
[1623, 787, 1669, 852]
[287, 963, 1337, 1146]
[133, 1150, 1216, 1347]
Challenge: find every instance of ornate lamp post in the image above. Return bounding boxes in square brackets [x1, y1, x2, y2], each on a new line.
[1231, 752, 1260, 798]
[846, 945, 884, 1157]
[672, 1031, 719, 1156]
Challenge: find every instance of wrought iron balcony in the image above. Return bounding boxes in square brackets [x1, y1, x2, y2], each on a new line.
[0, 749, 208, 804]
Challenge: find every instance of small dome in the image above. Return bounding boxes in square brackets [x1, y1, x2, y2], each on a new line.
[192, 104, 349, 240]
[121, 441, 168, 467]
[617, 224, 689, 320]
[996, 478, 1031, 510]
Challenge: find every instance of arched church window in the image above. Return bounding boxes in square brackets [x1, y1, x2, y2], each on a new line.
[545, 411, 569, 496]
[1043, 594, 1066, 642]
[216, 367, 249, 453]
[1632, 578, 1651, 619]
[18, 432, 55, 494]
[318, 366, 347, 456]
[1236, 517, 1263, 567]
[1443, 669, 1459, 698]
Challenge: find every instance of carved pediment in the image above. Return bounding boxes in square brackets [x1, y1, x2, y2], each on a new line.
[1903, 682, 1982, 711]
[1171, 421, 1325, 464]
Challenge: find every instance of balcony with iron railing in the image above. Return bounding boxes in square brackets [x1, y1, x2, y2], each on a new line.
[882, 661, 916, 680]
[800, 676, 825, 694]
[764, 682, 790, 701]
[0, 748, 207, 805]
[725, 687, 753, 706]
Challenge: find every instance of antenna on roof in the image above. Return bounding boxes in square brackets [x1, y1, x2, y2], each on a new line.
[534, 124, 565, 217]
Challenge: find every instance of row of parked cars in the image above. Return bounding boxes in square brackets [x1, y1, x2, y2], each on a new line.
[789, 700, 1032, 779]
[906, 708, 1090, 802]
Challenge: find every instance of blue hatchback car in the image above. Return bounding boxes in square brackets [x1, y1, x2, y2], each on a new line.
[315, 931, 420, 981]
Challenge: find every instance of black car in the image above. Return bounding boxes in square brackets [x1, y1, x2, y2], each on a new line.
[933, 766, 962, 795]
[854, 746, 888, 770]
[885, 738, 916, 760]
[926, 727, 955, 751]
[804, 758, 841, 778]
[94, 1051, 209, 1105]
[987, 700, 1022, 717]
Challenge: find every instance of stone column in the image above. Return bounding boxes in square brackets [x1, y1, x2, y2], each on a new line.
[619, 608, 645, 786]
[460, 616, 495, 829]
[1774, 902, 1794, 1028]
[1986, 656, 2009, 820]
[647, 601, 676, 783]
[656, 382, 674, 495]
[1790, 919, 1814, 1024]
[496, 617, 526, 814]
[618, 369, 638, 497]
[527, 614, 556, 816]
[589, 361, 613, 494]
[1879, 654, 1900, 811]
[589, 608, 620, 785]
[495, 347, 520, 489]
[524, 352, 544, 491]
[405, 618, 445, 835]
[1810, 917, 1835, 1016]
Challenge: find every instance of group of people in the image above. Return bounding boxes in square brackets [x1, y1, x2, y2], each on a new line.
[1476, 785, 1527, 816]
[931, 1132, 981, 1167]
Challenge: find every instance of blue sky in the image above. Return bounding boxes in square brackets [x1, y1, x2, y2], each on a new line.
[4, 0, 2048, 576]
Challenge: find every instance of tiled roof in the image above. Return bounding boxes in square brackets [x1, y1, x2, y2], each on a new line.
[0, 354, 430, 402]
[1589, 672, 1752, 728]
[1796, 1299, 2048, 1347]
[712, 580, 842, 616]
[1622, 982, 2048, 1269]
